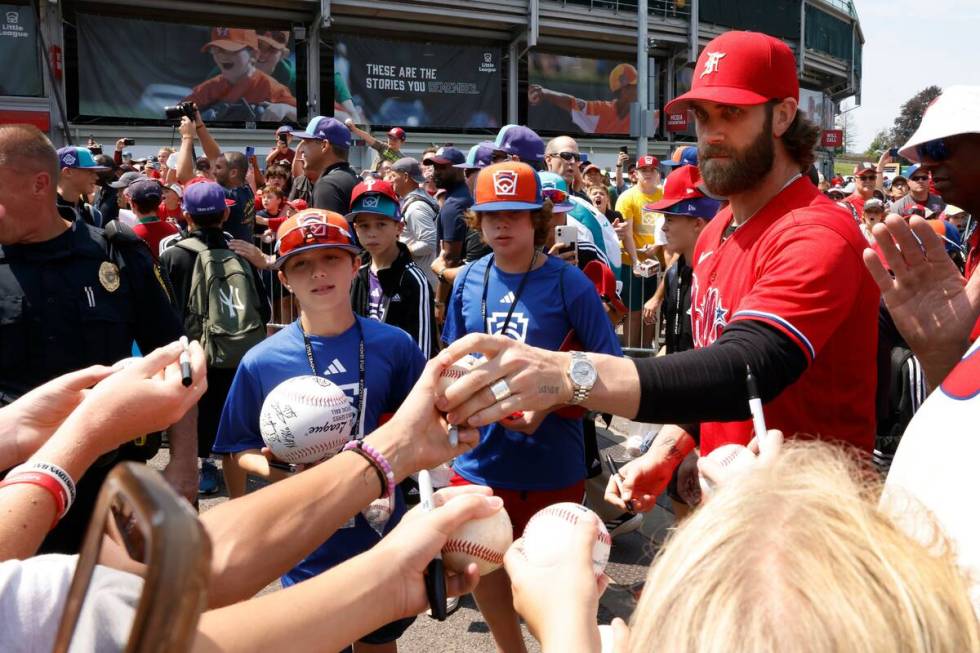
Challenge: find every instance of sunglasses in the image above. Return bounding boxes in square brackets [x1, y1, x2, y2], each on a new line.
[915, 138, 950, 162]
[857, 174, 877, 181]
[549, 151, 580, 162]
[278, 221, 353, 256]
[909, 175, 930, 182]
[542, 187, 568, 204]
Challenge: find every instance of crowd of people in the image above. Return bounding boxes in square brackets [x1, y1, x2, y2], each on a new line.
[0, 28, 978, 653]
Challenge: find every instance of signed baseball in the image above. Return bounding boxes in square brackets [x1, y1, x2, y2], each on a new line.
[259, 375, 355, 464]
[698, 443, 756, 495]
[523, 503, 611, 577]
[442, 505, 513, 576]
[437, 354, 483, 395]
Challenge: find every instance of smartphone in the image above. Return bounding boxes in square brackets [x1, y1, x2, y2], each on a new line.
[245, 145, 255, 158]
[555, 224, 577, 255]
[888, 147, 898, 157]
[619, 145, 629, 155]
[123, 138, 136, 146]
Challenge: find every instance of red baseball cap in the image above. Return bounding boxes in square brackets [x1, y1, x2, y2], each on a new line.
[636, 155, 660, 169]
[664, 31, 799, 114]
[274, 209, 359, 269]
[387, 127, 406, 141]
[347, 179, 401, 222]
[201, 27, 259, 53]
[853, 162, 876, 176]
[582, 261, 627, 318]
[473, 161, 543, 212]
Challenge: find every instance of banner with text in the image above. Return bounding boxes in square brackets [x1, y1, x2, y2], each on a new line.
[77, 14, 297, 122]
[0, 3, 42, 97]
[334, 36, 501, 130]
[528, 53, 637, 135]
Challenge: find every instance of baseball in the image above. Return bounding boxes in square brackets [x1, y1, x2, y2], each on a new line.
[442, 504, 513, 576]
[522, 503, 611, 577]
[259, 375, 356, 464]
[698, 443, 756, 495]
[437, 353, 483, 395]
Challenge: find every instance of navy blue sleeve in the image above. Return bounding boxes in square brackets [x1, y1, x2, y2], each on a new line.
[562, 266, 622, 357]
[212, 357, 265, 453]
[439, 198, 468, 244]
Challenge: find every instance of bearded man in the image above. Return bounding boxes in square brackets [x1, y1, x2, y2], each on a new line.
[434, 31, 881, 513]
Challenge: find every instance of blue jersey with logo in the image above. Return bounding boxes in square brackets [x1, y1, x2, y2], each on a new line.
[442, 254, 621, 490]
[213, 317, 424, 586]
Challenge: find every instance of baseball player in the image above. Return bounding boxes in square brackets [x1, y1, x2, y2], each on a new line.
[435, 31, 881, 514]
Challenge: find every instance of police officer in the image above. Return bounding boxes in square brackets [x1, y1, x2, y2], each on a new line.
[0, 124, 199, 554]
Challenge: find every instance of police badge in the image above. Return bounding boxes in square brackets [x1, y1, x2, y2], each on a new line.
[98, 261, 121, 292]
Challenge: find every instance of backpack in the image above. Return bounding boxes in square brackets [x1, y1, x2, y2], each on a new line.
[175, 238, 266, 368]
[874, 346, 926, 473]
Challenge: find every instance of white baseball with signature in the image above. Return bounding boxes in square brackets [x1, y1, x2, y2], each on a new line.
[259, 375, 355, 464]
[523, 503, 611, 577]
[698, 443, 756, 495]
[442, 505, 513, 576]
[437, 354, 483, 395]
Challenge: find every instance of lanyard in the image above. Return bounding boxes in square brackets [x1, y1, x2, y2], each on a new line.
[481, 252, 537, 338]
[301, 318, 366, 438]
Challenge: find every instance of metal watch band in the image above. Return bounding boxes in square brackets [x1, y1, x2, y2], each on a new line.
[569, 351, 591, 404]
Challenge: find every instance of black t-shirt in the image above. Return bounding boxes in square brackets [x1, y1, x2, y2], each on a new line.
[312, 161, 358, 214]
[224, 184, 256, 242]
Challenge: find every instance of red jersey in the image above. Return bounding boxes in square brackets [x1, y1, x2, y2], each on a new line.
[969, 227, 980, 342]
[691, 177, 879, 455]
[133, 219, 179, 261]
[185, 70, 296, 110]
[157, 204, 184, 225]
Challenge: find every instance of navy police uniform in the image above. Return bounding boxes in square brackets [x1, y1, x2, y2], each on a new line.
[0, 219, 185, 553]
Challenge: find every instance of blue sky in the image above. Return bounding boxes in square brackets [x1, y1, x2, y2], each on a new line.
[847, 0, 980, 151]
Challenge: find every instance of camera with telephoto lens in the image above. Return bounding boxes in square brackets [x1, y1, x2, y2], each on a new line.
[164, 101, 198, 121]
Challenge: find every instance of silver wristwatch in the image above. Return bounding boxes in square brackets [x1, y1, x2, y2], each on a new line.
[567, 351, 597, 404]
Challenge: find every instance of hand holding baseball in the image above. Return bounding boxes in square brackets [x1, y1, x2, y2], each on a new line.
[367, 486, 499, 620]
[697, 428, 783, 501]
[504, 509, 607, 651]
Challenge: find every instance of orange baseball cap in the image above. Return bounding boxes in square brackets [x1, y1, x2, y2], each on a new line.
[274, 209, 359, 269]
[201, 28, 259, 53]
[472, 162, 543, 212]
[609, 63, 638, 92]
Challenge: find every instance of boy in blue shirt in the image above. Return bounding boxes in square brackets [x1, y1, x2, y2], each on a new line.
[213, 208, 423, 652]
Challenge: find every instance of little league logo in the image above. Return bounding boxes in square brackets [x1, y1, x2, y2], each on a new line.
[492, 170, 519, 196]
[484, 52, 492, 64]
[700, 51, 726, 78]
[360, 195, 380, 209]
[6, 11, 18, 24]
[486, 311, 530, 342]
[62, 152, 76, 166]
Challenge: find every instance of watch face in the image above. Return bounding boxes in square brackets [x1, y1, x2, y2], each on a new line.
[571, 358, 597, 386]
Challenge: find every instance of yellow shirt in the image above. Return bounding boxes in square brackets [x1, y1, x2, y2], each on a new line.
[614, 185, 664, 264]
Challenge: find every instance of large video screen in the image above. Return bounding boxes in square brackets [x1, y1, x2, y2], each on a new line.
[76, 14, 297, 122]
[334, 35, 501, 130]
[0, 3, 43, 97]
[528, 53, 637, 135]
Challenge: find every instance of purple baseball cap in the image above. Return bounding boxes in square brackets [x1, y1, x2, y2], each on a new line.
[292, 116, 352, 149]
[127, 179, 163, 203]
[182, 180, 235, 216]
[454, 141, 497, 170]
[422, 146, 466, 166]
[493, 125, 545, 163]
[57, 146, 110, 171]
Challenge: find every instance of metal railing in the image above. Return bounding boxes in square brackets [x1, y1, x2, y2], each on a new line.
[558, 0, 692, 19]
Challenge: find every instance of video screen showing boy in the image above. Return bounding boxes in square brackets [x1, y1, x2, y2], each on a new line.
[184, 27, 297, 123]
[528, 62, 637, 135]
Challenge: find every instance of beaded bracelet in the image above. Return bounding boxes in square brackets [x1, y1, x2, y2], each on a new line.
[9, 462, 76, 508]
[343, 440, 396, 510]
[0, 473, 67, 529]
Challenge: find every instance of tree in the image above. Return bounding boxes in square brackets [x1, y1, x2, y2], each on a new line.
[865, 128, 891, 158]
[835, 110, 857, 153]
[890, 86, 942, 147]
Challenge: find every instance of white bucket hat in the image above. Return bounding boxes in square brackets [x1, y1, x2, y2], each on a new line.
[899, 85, 980, 162]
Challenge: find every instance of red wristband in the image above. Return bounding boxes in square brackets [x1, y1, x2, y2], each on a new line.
[0, 472, 68, 529]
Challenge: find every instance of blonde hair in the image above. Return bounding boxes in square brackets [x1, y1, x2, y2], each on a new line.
[630, 441, 979, 653]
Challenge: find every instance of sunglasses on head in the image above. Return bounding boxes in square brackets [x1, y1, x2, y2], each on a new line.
[542, 187, 568, 204]
[278, 221, 353, 256]
[915, 138, 950, 162]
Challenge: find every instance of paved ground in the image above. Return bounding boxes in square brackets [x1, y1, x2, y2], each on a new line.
[152, 417, 674, 652]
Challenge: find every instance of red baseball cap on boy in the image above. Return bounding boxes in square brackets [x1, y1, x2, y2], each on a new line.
[645, 165, 722, 219]
[636, 155, 659, 169]
[473, 162, 543, 212]
[274, 209, 359, 269]
[202, 28, 259, 53]
[346, 179, 401, 222]
[664, 31, 799, 114]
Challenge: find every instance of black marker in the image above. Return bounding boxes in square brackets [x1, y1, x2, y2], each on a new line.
[179, 336, 192, 387]
[419, 470, 448, 620]
[746, 364, 767, 443]
[605, 453, 634, 514]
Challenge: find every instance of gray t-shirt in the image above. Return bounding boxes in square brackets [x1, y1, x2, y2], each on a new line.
[0, 554, 142, 652]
